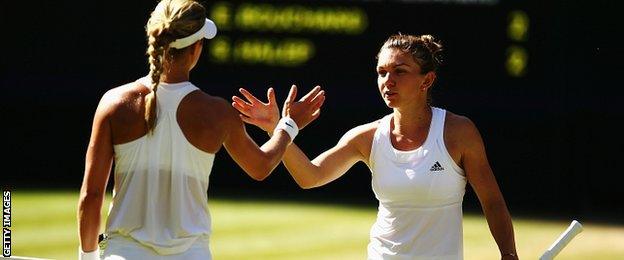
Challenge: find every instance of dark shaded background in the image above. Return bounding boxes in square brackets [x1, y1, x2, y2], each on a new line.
[2, 0, 622, 222]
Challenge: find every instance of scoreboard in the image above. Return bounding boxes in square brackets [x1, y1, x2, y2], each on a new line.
[186, 0, 546, 121]
[198, 1, 532, 81]
[207, 2, 369, 67]
[208, 2, 368, 67]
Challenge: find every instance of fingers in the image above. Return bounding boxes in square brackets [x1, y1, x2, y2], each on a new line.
[284, 85, 298, 105]
[232, 95, 251, 108]
[310, 90, 325, 109]
[239, 88, 262, 104]
[231, 97, 252, 117]
[299, 85, 321, 103]
[267, 87, 276, 105]
[311, 108, 322, 120]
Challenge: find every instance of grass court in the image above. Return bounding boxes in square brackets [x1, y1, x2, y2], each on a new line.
[8, 191, 624, 259]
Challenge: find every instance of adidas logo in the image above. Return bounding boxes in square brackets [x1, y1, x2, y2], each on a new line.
[429, 161, 444, 172]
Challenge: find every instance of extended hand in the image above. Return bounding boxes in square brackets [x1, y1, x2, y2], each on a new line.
[232, 85, 325, 133]
[282, 85, 325, 130]
[232, 87, 280, 133]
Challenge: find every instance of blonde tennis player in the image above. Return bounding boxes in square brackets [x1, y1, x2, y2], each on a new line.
[77, 0, 325, 259]
[233, 34, 518, 260]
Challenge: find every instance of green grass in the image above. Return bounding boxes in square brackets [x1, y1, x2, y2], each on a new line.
[8, 190, 624, 259]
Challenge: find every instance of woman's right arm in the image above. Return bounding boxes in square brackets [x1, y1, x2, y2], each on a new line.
[221, 103, 292, 181]
[231, 86, 371, 189]
[222, 85, 325, 181]
[281, 126, 367, 189]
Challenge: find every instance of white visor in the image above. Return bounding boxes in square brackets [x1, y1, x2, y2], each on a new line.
[169, 18, 217, 49]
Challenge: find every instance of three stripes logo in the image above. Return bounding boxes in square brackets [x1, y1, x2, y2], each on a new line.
[429, 161, 444, 172]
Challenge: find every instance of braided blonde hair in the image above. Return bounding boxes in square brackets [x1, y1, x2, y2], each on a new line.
[145, 0, 206, 133]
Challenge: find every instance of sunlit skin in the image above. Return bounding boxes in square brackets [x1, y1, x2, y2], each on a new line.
[162, 41, 203, 83]
[376, 47, 436, 150]
[233, 45, 518, 260]
[377, 47, 433, 109]
[77, 37, 325, 253]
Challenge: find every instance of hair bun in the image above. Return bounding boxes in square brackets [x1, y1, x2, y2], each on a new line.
[378, 33, 445, 73]
[420, 35, 444, 68]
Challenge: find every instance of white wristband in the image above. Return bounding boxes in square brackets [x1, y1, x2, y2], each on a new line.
[274, 117, 299, 141]
[79, 247, 100, 260]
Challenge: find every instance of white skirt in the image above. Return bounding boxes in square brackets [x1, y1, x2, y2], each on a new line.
[103, 236, 211, 260]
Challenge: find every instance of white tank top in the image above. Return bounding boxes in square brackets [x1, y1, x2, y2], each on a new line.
[368, 107, 467, 260]
[105, 76, 215, 255]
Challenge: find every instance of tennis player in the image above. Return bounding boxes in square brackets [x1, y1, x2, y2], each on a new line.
[233, 34, 519, 259]
[76, 0, 325, 259]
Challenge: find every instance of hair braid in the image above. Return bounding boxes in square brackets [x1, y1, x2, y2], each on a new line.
[144, 0, 207, 133]
[145, 24, 173, 133]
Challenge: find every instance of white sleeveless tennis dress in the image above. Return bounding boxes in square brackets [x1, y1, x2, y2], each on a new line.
[368, 107, 467, 260]
[103, 76, 215, 259]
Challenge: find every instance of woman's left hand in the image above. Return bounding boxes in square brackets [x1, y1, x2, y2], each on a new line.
[232, 87, 280, 133]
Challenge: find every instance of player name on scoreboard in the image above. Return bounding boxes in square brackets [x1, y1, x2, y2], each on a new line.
[206, 1, 368, 67]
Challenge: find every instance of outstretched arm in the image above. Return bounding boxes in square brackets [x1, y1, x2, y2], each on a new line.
[281, 127, 366, 189]
[460, 118, 518, 259]
[224, 85, 325, 181]
[222, 105, 291, 181]
[232, 87, 370, 188]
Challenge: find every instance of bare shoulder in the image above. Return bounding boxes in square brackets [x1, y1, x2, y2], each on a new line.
[97, 82, 148, 115]
[183, 89, 226, 108]
[444, 110, 483, 148]
[337, 119, 382, 162]
[340, 120, 380, 145]
[445, 111, 477, 131]
[183, 90, 238, 122]
[179, 89, 242, 139]
[177, 90, 240, 153]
